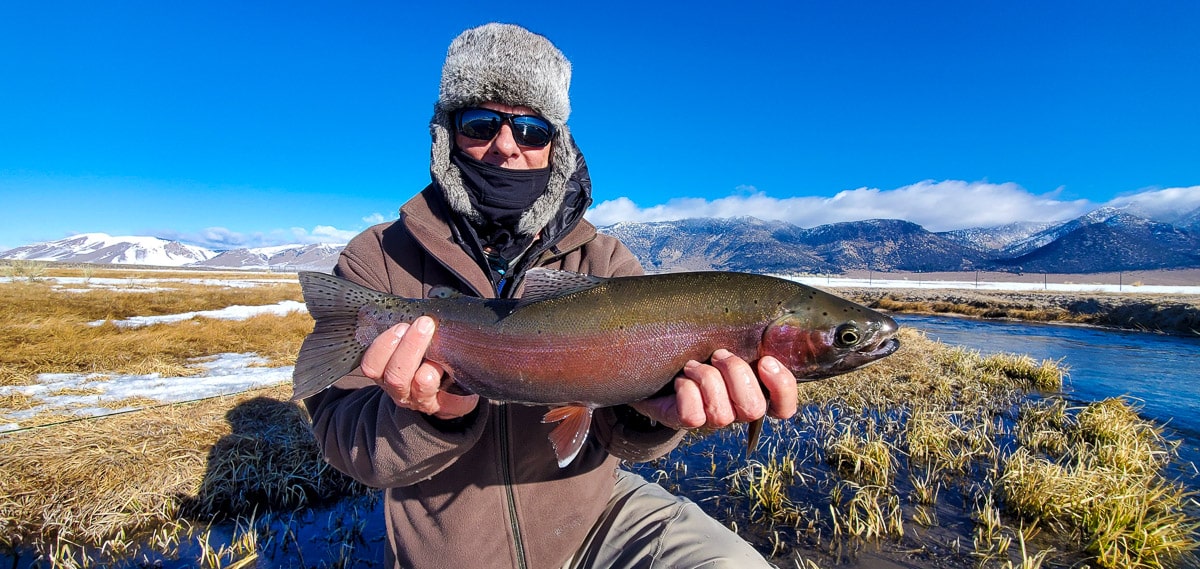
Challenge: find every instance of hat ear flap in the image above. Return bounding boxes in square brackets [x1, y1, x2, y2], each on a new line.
[517, 126, 576, 236]
[430, 109, 482, 225]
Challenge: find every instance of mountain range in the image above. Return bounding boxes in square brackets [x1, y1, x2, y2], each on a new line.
[3, 206, 1199, 274]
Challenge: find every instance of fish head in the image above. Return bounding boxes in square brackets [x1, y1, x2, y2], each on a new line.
[761, 291, 900, 381]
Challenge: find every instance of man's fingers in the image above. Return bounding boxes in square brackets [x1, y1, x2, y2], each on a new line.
[682, 360, 735, 428]
[673, 373, 706, 428]
[758, 356, 799, 420]
[380, 316, 436, 401]
[710, 350, 767, 422]
[408, 362, 446, 414]
[433, 392, 481, 420]
[360, 322, 408, 380]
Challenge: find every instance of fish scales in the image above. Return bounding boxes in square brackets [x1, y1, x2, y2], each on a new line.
[293, 268, 901, 467]
[427, 272, 794, 405]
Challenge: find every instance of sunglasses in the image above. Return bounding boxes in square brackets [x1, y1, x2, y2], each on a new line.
[455, 107, 555, 148]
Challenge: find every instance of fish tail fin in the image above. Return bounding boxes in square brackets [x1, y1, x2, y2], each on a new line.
[291, 271, 388, 401]
[542, 406, 594, 468]
[746, 416, 764, 457]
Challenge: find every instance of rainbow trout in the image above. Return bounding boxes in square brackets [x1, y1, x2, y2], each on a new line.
[293, 268, 900, 467]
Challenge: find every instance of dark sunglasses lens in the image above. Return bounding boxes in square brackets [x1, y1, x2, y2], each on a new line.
[509, 116, 554, 147]
[457, 109, 503, 141]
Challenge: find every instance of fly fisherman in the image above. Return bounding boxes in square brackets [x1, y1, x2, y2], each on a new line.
[304, 23, 800, 569]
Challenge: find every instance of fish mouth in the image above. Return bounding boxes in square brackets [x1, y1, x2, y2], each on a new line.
[864, 337, 900, 359]
[827, 336, 901, 375]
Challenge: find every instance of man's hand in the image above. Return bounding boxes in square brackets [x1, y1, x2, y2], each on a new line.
[629, 350, 799, 429]
[359, 316, 479, 420]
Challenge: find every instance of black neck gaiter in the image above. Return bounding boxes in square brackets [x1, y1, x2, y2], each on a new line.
[450, 149, 552, 261]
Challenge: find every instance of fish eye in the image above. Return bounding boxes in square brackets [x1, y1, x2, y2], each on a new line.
[834, 324, 862, 347]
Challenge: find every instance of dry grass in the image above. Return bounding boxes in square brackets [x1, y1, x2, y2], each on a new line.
[0, 269, 360, 565]
[999, 398, 1197, 569]
[0, 384, 367, 565]
[871, 296, 1085, 324]
[854, 288, 1200, 336]
[1, 261, 298, 282]
[0, 279, 308, 389]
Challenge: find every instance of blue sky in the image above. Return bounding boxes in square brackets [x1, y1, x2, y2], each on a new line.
[2, 1, 1198, 251]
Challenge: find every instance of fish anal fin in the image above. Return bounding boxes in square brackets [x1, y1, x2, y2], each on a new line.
[542, 405, 594, 468]
[519, 268, 608, 306]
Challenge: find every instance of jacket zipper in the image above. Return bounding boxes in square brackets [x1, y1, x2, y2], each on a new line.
[498, 404, 529, 569]
[417, 218, 595, 569]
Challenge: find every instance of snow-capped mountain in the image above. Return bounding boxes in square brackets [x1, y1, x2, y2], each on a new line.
[938, 221, 1057, 253]
[0, 233, 216, 266]
[3, 208, 1197, 274]
[194, 243, 344, 271]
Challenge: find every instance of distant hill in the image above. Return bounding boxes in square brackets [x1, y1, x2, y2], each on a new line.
[193, 243, 345, 271]
[599, 209, 1199, 274]
[0, 233, 215, 266]
[0, 234, 343, 272]
[4, 207, 1198, 274]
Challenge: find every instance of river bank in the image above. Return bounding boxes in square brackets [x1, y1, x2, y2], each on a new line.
[819, 271, 1200, 336]
[844, 288, 1200, 336]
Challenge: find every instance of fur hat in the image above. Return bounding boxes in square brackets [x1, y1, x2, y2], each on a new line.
[429, 23, 578, 236]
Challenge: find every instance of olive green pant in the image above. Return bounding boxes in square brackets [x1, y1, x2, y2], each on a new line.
[564, 470, 775, 569]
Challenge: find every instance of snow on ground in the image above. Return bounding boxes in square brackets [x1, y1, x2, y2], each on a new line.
[0, 276, 294, 289]
[90, 300, 307, 328]
[783, 275, 1200, 295]
[0, 354, 293, 433]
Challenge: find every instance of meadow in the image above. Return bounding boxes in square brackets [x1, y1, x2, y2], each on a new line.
[0, 263, 1196, 568]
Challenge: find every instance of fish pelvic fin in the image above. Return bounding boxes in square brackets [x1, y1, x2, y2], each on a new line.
[542, 405, 594, 468]
[291, 272, 390, 401]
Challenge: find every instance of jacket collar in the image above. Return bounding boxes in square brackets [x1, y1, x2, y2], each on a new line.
[399, 186, 598, 299]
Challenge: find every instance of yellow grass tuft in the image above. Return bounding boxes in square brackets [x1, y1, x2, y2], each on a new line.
[998, 398, 1197, 568]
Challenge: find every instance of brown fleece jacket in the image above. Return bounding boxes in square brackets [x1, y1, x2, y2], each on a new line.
[304, 187, 686, 569]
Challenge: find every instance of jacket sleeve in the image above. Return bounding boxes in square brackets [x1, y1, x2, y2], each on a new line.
[578, 236, 688, 462]
[303, 230, 489, 488]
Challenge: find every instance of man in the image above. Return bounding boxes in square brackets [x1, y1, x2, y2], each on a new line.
[305, 23, 799, 568]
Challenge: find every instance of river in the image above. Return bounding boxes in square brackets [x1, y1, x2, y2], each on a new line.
[897, 313, 1200, 470]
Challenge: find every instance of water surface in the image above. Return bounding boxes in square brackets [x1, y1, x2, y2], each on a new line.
[899, 314, 1200, 467]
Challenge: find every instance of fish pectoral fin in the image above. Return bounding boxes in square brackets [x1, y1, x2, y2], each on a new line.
[542, 405, 594, 468]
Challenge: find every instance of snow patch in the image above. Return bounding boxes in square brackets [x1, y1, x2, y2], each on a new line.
[0, 353, 292, 432]
[90, 300, 308, 328]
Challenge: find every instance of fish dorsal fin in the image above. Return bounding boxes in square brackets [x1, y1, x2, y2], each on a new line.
[519, 268, 607, 306]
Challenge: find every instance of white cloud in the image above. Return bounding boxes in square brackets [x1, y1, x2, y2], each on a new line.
[587, 180, 1108, 231]
[1103, 186, 1200, 222]
[362, 212, 392, 225]
[158, 224, 358, 249]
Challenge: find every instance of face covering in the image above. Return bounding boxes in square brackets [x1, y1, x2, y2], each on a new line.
[450, 149, 552, 261]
